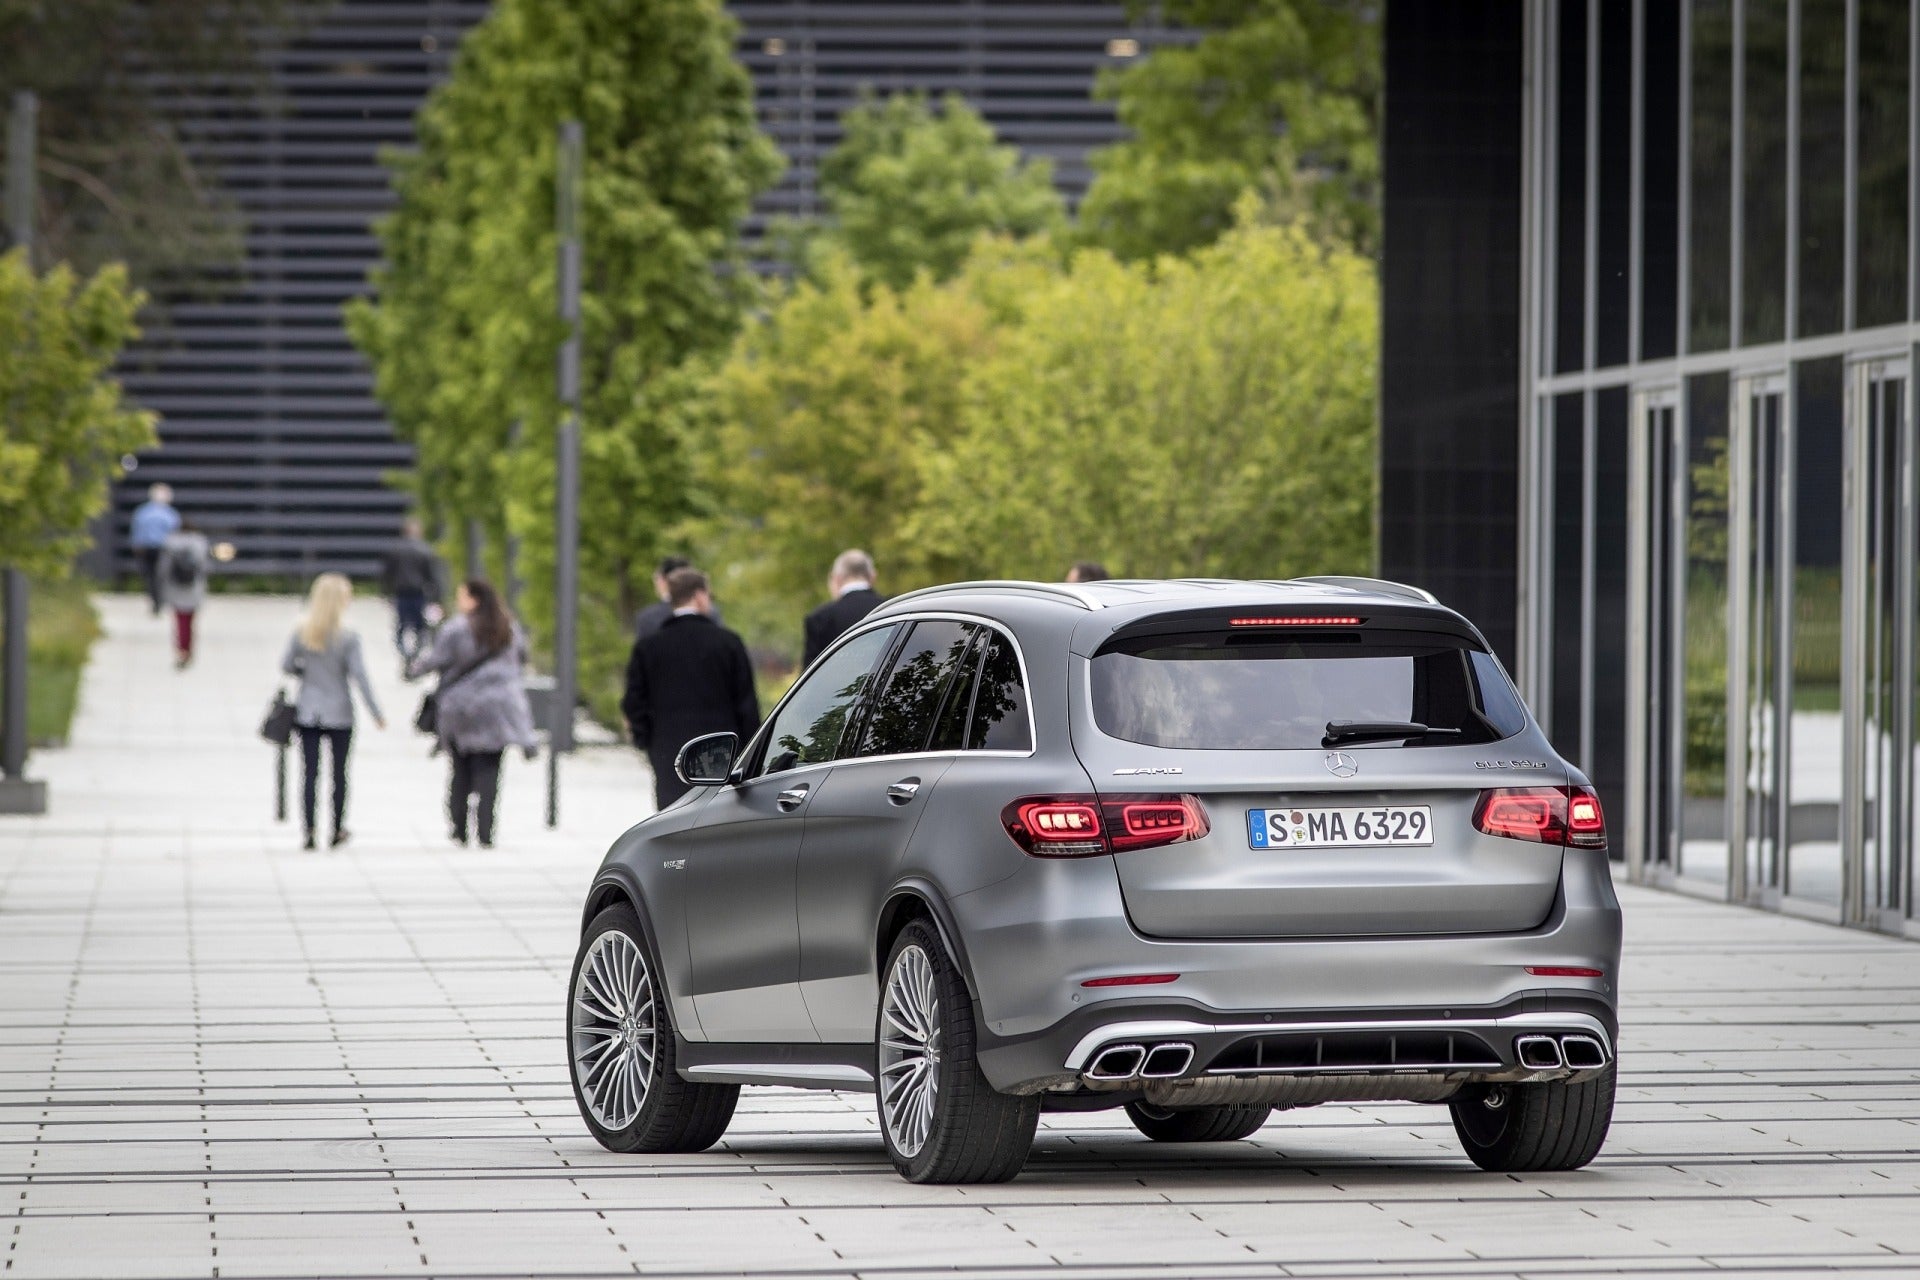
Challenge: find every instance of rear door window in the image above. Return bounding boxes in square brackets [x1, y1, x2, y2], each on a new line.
[855, 620, 978, 757]
[926, 628, 987, 752]
[1091, 629, 1526, 751]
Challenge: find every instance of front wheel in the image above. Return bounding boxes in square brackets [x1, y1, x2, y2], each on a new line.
[1449, 1065, 1616, 1172]
[876, 919, 1040, 1183]
[568, 904, 737, 1153]
[1125, 1100, 1271, 1143]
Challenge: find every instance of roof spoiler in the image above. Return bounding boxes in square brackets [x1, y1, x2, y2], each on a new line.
[1285, 575, 1440, 606]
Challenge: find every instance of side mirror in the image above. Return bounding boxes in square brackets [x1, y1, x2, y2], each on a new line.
[674, 732, 740, 787]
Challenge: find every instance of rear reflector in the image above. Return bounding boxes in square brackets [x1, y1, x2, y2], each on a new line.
[1473, 785, 1607, 850]
[1080, 973, 1181, 987]
[1525, 966, 1605, 978]
[1229, 615, 1361, 626]
[1002, 794, 1210, 857]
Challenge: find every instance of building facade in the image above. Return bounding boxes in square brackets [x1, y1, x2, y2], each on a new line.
[110, 0, 1171, 579]
[1383, 0, 1920, 937]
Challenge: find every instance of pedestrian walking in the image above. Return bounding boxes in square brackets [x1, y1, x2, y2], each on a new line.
[282, 573, 386, 851]
[379, 517, 444, 664]
[129, 483, 181, 615]
[802, 549, 885, 667]
[632, 555, 724, 639]
[621, 568, 760, 810]
[1065, 561, 1110, 583]
[156, 520, 211, 669]
[407, 579, 538, 849]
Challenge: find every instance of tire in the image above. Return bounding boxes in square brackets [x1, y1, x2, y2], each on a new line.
[1124, 1100, 1271, 1143]
[1449, 1064, 1616, 1172]
[568, 903, 737, 1153]
[876, 918, 1040, 1183]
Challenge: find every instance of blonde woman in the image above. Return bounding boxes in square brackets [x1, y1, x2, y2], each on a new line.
[282, 573, 386, 850]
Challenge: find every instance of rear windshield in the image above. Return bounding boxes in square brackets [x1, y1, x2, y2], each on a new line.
[1090, 631, 1528, 751]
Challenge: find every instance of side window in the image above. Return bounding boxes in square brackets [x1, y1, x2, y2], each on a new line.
[756, 626, 896, 777]
[927, 628, 987, 752]
[856, 621, 978, 758]
[966, 631, 1032, 751]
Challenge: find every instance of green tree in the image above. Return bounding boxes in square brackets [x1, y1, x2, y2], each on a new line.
[1079, 1, 1380, 260]
[346, 0, 780, 716]
[1, 0, 293, 287]
[0, 249, 156, 577]
[802, 92, 1066, 289]
[905, 217, 1375, 581]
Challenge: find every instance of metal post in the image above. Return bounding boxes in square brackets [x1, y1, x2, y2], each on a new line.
[547, 120, 583, 829]
[2, 91, 45, 814]
[505, 418, 523, 616]
[464, 517, 483, 583]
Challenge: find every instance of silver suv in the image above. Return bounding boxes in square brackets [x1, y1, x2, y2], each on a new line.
[568, 579, 1621, 1183]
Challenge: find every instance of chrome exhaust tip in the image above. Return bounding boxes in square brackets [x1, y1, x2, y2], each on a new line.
[1514, 1035, 1565, 1071]
[1559, 1034, 1610, 1070]
[1139, 1042, 1195, 1079]
[1087, 1044, 1146, 1080]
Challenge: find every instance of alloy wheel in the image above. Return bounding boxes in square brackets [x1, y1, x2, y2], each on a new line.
[570, 929, 656, 1131]
[878, 942, 941, 1158]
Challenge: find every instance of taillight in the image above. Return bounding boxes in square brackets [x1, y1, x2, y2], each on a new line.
[1473, 785, 1607, 850]
[1001, 794, 1210, 857]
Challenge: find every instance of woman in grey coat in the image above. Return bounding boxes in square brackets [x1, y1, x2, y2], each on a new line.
[407, 578, 538, 848]
[283, 573, 386, 850]
[157, 522, 212, 669]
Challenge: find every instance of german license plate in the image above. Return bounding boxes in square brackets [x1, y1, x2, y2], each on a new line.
[1247, 805, 1433, 849]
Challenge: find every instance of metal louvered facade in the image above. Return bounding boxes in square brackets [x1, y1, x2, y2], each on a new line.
[109, 1, 1171, 579]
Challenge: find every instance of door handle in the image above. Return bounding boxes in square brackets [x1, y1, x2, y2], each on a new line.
[886, 779, 921, 805]
[777, 783, 811, 811]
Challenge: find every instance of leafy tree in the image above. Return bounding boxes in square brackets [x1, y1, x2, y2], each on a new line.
[801, 93, 1066, 289]
[0, 249, 156, 577]
[346, 0, 780, 716]
[905, 216, 1376, 581]
[0, 0, 293, 287]
[1079, 1, 1380, 260]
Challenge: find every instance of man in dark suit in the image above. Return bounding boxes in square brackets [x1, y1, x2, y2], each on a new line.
[633, 555, 724, 640]
[802, 549, 886, 667]
[622, 568, 761, 809]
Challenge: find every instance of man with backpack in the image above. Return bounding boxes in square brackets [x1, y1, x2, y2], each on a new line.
[157, 521, 211, 669]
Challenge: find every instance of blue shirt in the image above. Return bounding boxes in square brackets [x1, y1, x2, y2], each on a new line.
[130, 501, 180, 549]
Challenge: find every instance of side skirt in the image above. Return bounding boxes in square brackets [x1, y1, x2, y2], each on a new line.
[674, 1039, 875, 1092]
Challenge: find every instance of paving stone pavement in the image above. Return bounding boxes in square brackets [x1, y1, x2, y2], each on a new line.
[2, 594, 1919, 1279]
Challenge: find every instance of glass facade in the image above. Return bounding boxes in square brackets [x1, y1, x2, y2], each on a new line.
[1521, 0, 1920, 935]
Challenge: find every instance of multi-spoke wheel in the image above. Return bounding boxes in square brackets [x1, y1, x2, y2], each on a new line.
[566, 904, 737, 1153]
[875, 919, 1038, 1183]
[1449, 1064, 1616, 1172]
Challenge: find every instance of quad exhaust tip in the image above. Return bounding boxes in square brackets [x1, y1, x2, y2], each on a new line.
[1514, 1035, 1565, 1071]
[1560, 1034, 1609, 1070]
[1087, 1044, 1146, 1080]
[1140, 1042, 1195, 1079]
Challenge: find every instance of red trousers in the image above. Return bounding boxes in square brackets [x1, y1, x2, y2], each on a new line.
[173, 608, 195, 657]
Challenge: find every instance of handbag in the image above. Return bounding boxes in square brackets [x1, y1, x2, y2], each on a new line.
[260, 689, 297, 746]
[413, 647, 494, 735]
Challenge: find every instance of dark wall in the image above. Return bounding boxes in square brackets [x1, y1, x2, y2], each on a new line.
[1379, 1, 1525, 665]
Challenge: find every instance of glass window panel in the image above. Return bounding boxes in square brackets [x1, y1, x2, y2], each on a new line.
[857, 621, 976, 758]
[1596, 0, 1633, 368]
[1741, 0, 1788, 345]
[1798, 0, 1848, 337]
[966, 633, 1031, 752]
[1643, 0, 1682, 359]
[1857, 2, 1911, 328]
[1553, 393, 1586, 752]
[1786, 357, 1845, 905]
[1690, 0, 1734, 352]
[756, 625, 896, 777]
[1556, 0, 1589, 373]
[1680, 372, 1730, 887]
[1593, 386, 1630, 846]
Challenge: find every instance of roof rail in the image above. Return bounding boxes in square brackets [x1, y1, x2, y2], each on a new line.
[1286, 575, 1440, 606]
[877, 580, 1105, 612]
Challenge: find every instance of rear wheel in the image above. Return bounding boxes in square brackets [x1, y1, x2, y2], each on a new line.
[1124, 1101, 1271, 1143]
[568, 904, 738, 1153]
[877, 919, 1040, 1183]
[1449, 1066, 1616, 1172]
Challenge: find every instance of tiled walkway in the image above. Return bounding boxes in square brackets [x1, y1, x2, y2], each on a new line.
[3, 595, 1919, 1278]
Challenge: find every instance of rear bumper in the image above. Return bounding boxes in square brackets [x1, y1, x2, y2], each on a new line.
[961, 848, 1622, 1093]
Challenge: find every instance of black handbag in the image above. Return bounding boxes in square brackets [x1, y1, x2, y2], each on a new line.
[260, 689, 297, 746]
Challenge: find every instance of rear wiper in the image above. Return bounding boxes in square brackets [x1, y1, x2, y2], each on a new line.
[1322, 720, 1464, 747]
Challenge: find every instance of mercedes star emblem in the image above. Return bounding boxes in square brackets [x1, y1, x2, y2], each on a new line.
[1324, 751, 1359, 779]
